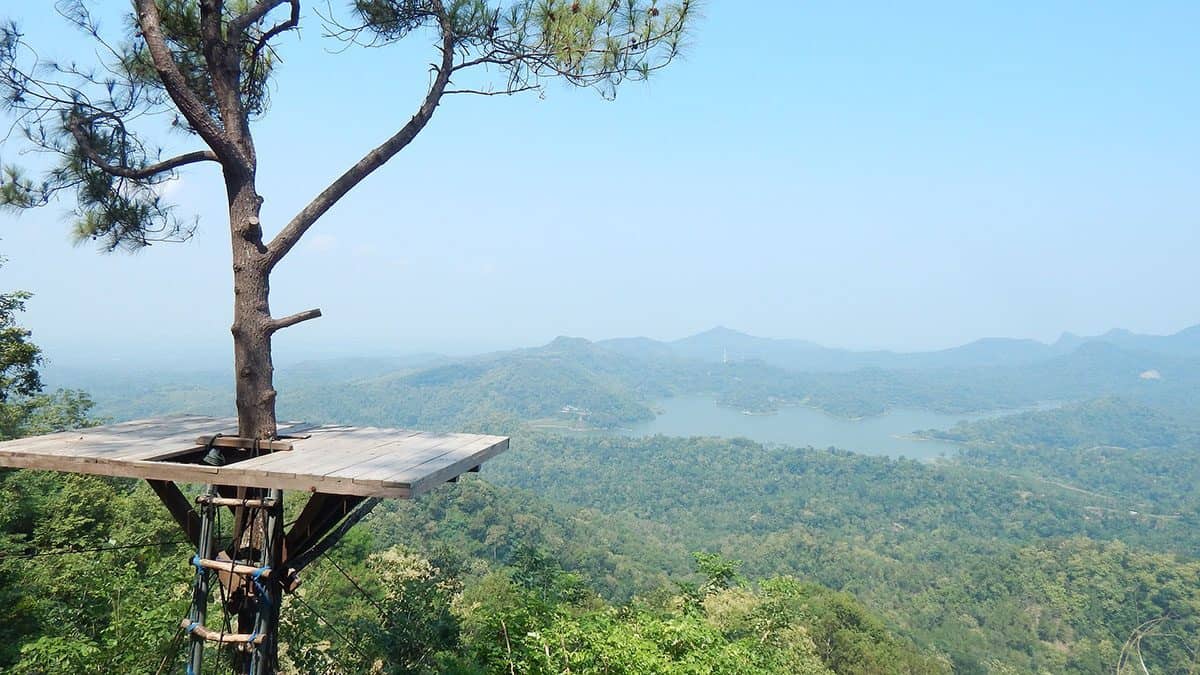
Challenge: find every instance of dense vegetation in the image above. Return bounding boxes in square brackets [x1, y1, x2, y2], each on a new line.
[13, 323, 1200, 672]
[0, 468, 952, 673]
[6, 435, 1193, 673]
[927, 397, 1200, 516]
[480, 433, 1199, 672]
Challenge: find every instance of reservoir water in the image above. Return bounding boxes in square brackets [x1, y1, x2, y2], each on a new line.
[618, 396, 1005, 460]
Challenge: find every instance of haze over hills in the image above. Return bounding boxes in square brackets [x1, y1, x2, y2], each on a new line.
[600, 323, 1200, 372]
[44, 321, 1200, 428]
[46, 322, 1200, 384]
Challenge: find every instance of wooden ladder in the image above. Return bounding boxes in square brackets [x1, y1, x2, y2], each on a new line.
[184, 487, 284, 675]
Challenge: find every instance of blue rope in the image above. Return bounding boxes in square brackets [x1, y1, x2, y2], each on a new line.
[183, 622, 198, 675]
[252, 566, 272, 610]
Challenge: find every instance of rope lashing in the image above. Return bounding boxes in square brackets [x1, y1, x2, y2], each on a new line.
[252, 565, 272, 610]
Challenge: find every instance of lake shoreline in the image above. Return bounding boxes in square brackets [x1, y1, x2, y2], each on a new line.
[614, 395, 978, 461]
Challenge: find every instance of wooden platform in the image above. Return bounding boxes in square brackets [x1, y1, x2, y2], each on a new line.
[0, 415, 509, 498]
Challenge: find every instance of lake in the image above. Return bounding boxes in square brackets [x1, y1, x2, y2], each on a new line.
[618, 396, 1008, 460]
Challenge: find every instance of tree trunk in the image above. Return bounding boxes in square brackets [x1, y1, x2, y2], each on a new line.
[227, 175, 277, 440]
[227, 173, 277, 671]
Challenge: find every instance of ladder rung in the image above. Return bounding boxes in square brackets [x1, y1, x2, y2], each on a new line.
[196, 495, 277, 508]
[193, 558, 272, 578]
[179, 619, 266, 644]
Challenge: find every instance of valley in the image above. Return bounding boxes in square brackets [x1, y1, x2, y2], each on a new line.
[11, 324, 1200, 673]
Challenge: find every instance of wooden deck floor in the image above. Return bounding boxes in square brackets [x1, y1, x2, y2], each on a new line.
[0, 415, 509, 498]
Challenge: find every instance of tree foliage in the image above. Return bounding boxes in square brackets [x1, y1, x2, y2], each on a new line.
[0, 0, 694, 250]
[0, 286, 41, 402]
[0, 277, 96, 440]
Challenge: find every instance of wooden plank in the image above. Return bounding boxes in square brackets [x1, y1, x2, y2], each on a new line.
[395, 437, 510, 496]
[224, 429, 385, 473]
[345, 434, 488, 485]
[339, 433, 477, 479]
[283, 425, 398, 451]
[374, 434, 506, 482]
[0, 416, 508, 499]
[0, 434, 135, 457]
[0, 452, 410, 497]
[247, 426, 417, 465]
[0, 451, 218, 480]
[125, 420, 312, 461]
[191, 436, 293, 452]
[0, 417, 236, 459]
[233, 429, 426, 479]
[211, 462, 411, 497]
[0, 417, 311, 462]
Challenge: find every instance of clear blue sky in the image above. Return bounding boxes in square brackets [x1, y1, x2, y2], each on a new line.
[2, 2, 1198, 368]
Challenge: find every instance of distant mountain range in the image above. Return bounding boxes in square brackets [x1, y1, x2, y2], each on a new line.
[46, 322, 1200, 426]
[599, 324, 1200, 372]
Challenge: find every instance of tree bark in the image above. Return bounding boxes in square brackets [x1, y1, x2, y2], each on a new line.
[227, 174, 276, 439]
[227, 180, 275, 664]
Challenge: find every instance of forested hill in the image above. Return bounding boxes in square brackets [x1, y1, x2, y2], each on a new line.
[929, 396, 1200, 451]
[52, 328, 1200, 425]
[600, 323, 1200, 371]
[929, 397, 1200, 514]
[5, 430, 1197, 672]
[484, 432, 1200, 672]
[281, 336, 676, 429]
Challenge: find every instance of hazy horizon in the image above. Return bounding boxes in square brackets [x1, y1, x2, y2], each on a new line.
[4, 2, 1198, 369]
[35, 319, 1200, 374]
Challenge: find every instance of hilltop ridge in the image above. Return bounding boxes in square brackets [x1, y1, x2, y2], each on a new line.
[600, 323, 1200, 372]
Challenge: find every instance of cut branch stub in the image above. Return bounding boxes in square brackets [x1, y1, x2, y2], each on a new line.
[269, 308, 322, 333]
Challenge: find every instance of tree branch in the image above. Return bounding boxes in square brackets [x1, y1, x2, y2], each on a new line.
[268, 308, 322, 333]
[65, 115, 216, 178]
[133, 0, 250, 172]
[252, 1, 301, 58]
[444, 85, 539, 96]
[265, 1, 455, 270]
[229, 0, 292, 37]
[82, 146, 215, 180]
